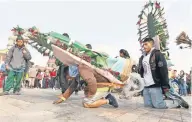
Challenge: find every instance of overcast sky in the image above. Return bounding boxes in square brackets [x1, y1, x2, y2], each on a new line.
[0, 0, 192, 72]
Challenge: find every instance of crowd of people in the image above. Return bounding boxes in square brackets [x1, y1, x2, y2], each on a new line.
[23, 68, 58, 89]
[0, 35, 190, 109]
[169, 70, 191, 96]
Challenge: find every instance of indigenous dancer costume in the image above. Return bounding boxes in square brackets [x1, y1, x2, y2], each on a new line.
[51, 44, 143, 108]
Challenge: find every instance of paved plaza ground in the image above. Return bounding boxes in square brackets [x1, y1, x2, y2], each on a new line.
[0, 89, 191, 122]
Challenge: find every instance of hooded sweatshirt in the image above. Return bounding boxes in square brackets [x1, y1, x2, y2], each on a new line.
[5, 45, 31, 72]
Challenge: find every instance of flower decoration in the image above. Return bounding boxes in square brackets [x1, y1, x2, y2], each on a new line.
[155, 1, 160, 9]
[11, 26, 24, 36]
[137, 20, 141, 25]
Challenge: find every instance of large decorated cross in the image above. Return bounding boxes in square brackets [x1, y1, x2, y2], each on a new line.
[8, 26, 127, 81]
[137, 0, 173, 67]
[137, 1, 169, 52]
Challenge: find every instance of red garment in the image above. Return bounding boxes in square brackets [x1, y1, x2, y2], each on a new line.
[50, 71, 56, 77]
[36, 73, 42, 80]
[0, 76, 5, 88]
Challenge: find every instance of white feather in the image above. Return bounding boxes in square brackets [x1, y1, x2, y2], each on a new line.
[37, 45, 41, 49]
[31, 43, 37, 46]
[119, 73, 144, 100]
[45, 49, 50, 53]
[47, 39, 51, 44]
[69, 39, 75, 46]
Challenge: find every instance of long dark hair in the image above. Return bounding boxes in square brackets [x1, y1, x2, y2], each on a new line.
[119, 49, 130, 59]
[62, 33, 69, 38]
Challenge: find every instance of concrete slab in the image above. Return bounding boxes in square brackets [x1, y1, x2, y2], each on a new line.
[0, 88, 191, 122]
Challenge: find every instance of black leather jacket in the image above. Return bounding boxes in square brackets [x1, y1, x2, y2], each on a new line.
[138, 49, 170, 89]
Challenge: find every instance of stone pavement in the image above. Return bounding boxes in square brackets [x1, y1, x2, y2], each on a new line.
[0, 89, 191, 122]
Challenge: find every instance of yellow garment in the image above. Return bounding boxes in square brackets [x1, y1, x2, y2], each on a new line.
[96, 87, 110, 92]
[25, 73, 29, 79]
[169, 71, 175, 79]
[120, 59, 134, 82]
[168, 71, 171, 79]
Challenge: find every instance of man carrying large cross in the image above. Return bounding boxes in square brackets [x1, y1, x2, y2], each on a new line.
[53, 47, 136, 108]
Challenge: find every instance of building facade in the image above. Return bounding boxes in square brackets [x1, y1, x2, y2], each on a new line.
[0, 49, 7, 64]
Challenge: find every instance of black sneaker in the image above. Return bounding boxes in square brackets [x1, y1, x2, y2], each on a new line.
[175, 96, 189, 109]
[168, 92, 189, 109]
[176, 105, 181, 108]
[105, 93, 119, 108]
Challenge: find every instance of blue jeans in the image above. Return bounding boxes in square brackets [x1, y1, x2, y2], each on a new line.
[179, 84, 187, 96]
[143, 87, 167, 109]
[50, 77, 56, 88]
[42, 78, 49, 88]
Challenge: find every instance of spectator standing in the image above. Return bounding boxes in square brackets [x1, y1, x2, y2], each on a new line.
[2, 36, 31, 95]
[50, 68, 57, 89]
[0, 71, 5, 90]
[169, 70, 179, 94]
[178, 70, 187, 96]
[24, 72, 29, 88]
[28, 66, 38, 88]
[0, 62, 7, 90]
[186, 72, 191, 95]
[42, 69, 50, 88]
[36, 70, 43, 88]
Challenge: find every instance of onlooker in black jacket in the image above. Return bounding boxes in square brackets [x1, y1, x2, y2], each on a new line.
[138, 38, 188, 109]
